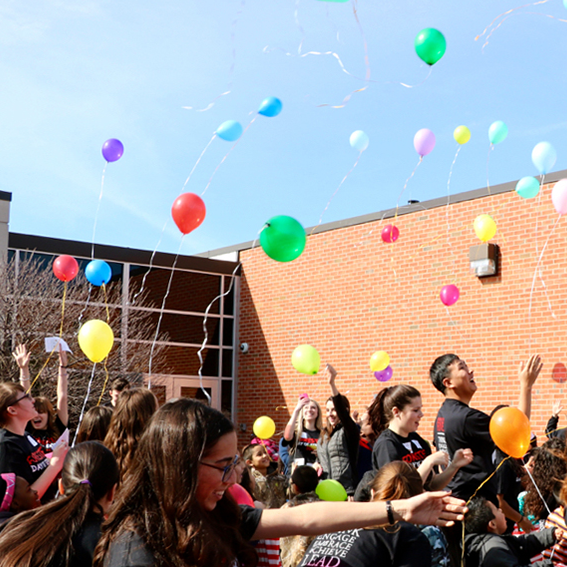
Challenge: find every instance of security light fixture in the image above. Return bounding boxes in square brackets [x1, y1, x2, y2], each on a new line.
[469, 243, 499, 278]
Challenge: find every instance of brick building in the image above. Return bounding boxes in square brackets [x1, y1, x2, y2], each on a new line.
[230, 170, 567, 448]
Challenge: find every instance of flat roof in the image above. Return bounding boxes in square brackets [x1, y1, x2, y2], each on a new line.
[196, 169, 567, 259]
[9, 232, 240, 276]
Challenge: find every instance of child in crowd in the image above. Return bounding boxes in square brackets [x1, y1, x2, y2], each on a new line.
[0, 441, 119, 566]
[243, 443, 286, 508]
[317, 364, 359, 496]
[0, 473, 41, 528]
[465, 496, 559, 567]
[76, 406, 113, 444]
[430, 353, 542, 503]
[14, 344, 69, 452]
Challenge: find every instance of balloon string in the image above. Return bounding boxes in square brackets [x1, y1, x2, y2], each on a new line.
[396, 157, 422, 213]
[316, 85, 368, 109]
[294, 0, 306, 55]
[148, 237, 185, 382]
[201, 115, 257, 198]
[352, 0, 371, 83]
[524, 463, 553, 518]
[446, 146, 462, 281]
[486, 144, 494, 198]
[398, 66, 432, 89]
[181, 0, 245, 111]
[535, 175, 546, 256]
[72, 363, 96, 447]
[181, 134, 216, 192]
[310, 151, 363, 236]
[97, 358, 110, 406]
[528, 214, 561, 354]
[91, 163, 107, 260]
[102, 283, 110, 324]
[77, 285, 92, 328]
[131, 219, 169, 306]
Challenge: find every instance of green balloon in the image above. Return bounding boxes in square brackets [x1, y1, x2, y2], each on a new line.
[515, 176, 540, 199]
[291, 344, 320, 375]
[316, 479, 348, 502]
[260, 215, 306, 262]
[415, 28, 446, 65]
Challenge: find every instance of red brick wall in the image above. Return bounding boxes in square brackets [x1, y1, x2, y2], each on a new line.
[236, 182, 567, 450]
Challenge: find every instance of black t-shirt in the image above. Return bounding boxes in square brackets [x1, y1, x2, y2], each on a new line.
[0, 428, 49, 484]
[433, 398, 497, 503]
[281, 428, 320, 465]
[495, 454, 523, 534]
[104, 505, 263, 566]
[26, 415, 66, 452]
[372, 429, 432, 471]
[298, 523, 431, 567]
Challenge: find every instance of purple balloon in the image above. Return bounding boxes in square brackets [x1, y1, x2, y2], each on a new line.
[102, 138, 124, 162]
[440, 284, 460, 306]
[374, 366, 393, 382]
[413, 128, 436, 157]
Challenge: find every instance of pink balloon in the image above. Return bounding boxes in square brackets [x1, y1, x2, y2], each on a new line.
[440, 284, 460, 306]
[414, 128, 436, 157]
[381, 225, 399, 243]
[227, 483, 255, 506]
[552, 179, 567, 215]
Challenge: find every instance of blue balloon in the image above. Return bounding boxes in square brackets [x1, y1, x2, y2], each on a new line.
[85, 260, 112, 286]
[258, 97, 282, 117]
[488, 121, 508, 145]
[216, 120, 243, 142]
[515, 177, 540, 199]
[532, 142, 557, 175]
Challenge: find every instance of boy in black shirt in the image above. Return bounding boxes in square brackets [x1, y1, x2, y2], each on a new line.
[430, 353, 542, 504]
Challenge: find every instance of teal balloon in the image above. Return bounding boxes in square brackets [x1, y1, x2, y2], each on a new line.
[316, 479, 348, 501]
[515, 177, 540, 199]
[258, 97, 282, 117]
[414, 28, 446, 65]
[260, 215, 306, 262]
[216, 120, 243, 142]
[532, 142, 557, 175]
[488, 121, 508, 145]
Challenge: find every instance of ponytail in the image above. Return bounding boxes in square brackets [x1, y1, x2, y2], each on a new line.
[367, 385, 421, 439]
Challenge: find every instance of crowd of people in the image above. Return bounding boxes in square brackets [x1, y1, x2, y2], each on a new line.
[1, 346, 567, 567]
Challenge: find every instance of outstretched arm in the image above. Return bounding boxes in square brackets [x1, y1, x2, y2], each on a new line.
[13, 344, 31, 391]
[284, 397, 309, 441]
[56, 347, 69, 427]
[518, 355, 543, 419]
[253, 492, 467, 540]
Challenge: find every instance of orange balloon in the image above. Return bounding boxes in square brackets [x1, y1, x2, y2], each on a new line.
[489, 407, 531, 458]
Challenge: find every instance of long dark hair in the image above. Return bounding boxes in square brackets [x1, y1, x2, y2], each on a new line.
[104, 387, 157, 479]
[0, 441, 119, 567]
[77, 405, 113, 444]
[321, 394, 351, 442]
[94, 399, 257, 567]
[0, 383, 25, 427]
[367, 385, 421, 438]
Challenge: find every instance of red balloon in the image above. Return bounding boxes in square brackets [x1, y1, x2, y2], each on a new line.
[53, 255, 79, 282]
[171, 193, 206, 235]
[381, 224, 399, 243]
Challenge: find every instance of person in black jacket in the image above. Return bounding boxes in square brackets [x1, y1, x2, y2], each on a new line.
[464, 496, 560, 567]
[546, 401, 566, 440]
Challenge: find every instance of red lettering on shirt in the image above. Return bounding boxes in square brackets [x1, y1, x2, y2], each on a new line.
[436, 417, 445, 432]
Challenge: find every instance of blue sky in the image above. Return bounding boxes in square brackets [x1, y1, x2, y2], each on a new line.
[1, 0, 567, 255]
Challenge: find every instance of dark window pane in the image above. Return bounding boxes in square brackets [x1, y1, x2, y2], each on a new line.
[137, 311, 221, 345]
[180, 386, 212, 404]
[221, 349, 233, 378]
[129, 267, 221, 314]
[222, 318, 234, 347]
[221, 380, 233, 419]
[223, 277, 236, 315]
[150, 345, 219, 377]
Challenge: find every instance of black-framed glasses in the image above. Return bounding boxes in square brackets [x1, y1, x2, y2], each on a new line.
[199, 455, 239, 482]
[11, 393, 31, 406]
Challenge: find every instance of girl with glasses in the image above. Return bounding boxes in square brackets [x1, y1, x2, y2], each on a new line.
[94, 399, 466, 567]
[0, 382, 68, 503]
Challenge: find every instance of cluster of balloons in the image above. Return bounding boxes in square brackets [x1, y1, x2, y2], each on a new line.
[474, 214, 497, 242]
[291, 344, 320, 375]
[489, 406, 531, 459]
[414, 28, 446, 66]
[381, 224, 399, 243]
[253, 415, 276, 439]
[102, 138, 124, 163]
[172, 193, 206, 235]
[414, 128, 435, 157]
[440, 284, 460, 307]
[260, 215, 306, 262]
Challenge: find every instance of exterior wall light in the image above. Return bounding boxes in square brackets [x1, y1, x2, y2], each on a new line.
[469, 243, 499, 278]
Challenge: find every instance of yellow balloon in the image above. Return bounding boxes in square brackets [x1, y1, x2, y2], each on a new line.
[473, 214, 497, 242]
[253, 416, 276, 440]
[453, 125, 471, 145]
[370, 351, 390, 372]
[78, 319, 114, 363]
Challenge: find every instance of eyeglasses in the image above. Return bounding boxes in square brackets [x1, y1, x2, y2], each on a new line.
[11, 393, 31, 405]
[199, 455, 239, 483]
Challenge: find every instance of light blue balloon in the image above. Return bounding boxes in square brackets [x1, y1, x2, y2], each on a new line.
[532, 142, 557, 175]
[515, 177, 540, 199]
[258, 97, 282, 117]
[488, 121, 508, 145]
[564, 0, 567, 9]
[216, 120, 243, 142]
[85, 260, 112, 286]
[349, 130, 369, 152]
